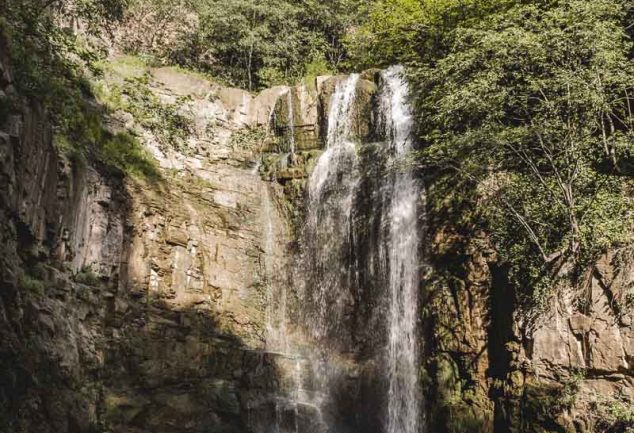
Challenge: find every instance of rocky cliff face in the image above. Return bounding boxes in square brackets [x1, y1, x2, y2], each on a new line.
[0, 40, 632, 433]
[265, 68, 634, 433]
[425, 226, 634, 432]
[0, 47, 294, 432]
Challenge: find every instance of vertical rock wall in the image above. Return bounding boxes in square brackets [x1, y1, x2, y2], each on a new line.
[425, 228, 634, 432]
[0, 48, 295, 433]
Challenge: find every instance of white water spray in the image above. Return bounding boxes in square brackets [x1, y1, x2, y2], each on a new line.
[305, 74, 360, 340]
[379, 65, 422, 433]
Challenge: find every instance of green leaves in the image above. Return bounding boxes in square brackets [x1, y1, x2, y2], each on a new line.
[345, 0, 425, 68]
[182, 0, 364, 89]
[346, 0, 514, 69]
[413, 0, 634, 308]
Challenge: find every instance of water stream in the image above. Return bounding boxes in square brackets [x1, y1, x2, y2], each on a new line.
[262, 68, 422, 433]
[379, 65, 422, 433]
[303, 74, 360, 343]
[286, 89, 296, 154]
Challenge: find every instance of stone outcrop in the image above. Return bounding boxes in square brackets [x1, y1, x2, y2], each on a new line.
[426, 227, 634, 432]
[522, 249, 634, 431]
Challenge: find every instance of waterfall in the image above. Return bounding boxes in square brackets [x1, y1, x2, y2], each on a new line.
[290, 74, 361, 432]
[284, 69, 422, 433]
[325, 75, 359, 149]
[261, 185, 288, 353]
[304, 73, 360, 342]
[286, 90, 296, 154]
[260, 183, 299, 433]
[378, 65, 422, 433]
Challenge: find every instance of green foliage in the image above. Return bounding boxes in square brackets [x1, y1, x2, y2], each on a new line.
[302, 56, 333, 87]
[2, 0, 124, 106]
[413, 0, 634, 311]
[345, 0, 425, 68]
[2, 0, 162, 180]
[97, 54, 152, 80]
[428, 353, 490, 433]
[47, 95, 160, 179]
[118, 74, 193, 152]
[17, 273, 45, 295]
[591, 398, 634, 433]
[519, 372, 585, 432]
[99, 130, 159, 179]
[74, 265, 100, 286]
[118, 0, 366, 89]
[346, 0, 514, 69]
[16, 262, 49, 295]
[229, 126, 267, 152]
[92, 66, 193, 164]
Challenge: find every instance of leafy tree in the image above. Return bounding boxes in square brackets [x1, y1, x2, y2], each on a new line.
[114, 0, 197, 59]
[301, 0, 369, 70]
[346, 0, 514, 69]
[413, 0, 634, 309]
[345, 0, 425, 68]
[190, 0, 366, 89]
[115, 0, 365, 89]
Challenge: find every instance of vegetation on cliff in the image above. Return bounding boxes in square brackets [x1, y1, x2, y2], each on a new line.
[353, 2, 634, 430]
[2, 1, 634, 432]
[116, 0, 368, 89]
[1, 0, 159, 178]
[410, 0, 634, 312]
[324, 0, 634, 315]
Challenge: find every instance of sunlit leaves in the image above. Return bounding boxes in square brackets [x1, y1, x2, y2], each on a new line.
[413, 0, 634, 307]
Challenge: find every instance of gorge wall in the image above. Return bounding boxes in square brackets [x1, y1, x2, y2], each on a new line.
[0, 36, 633, 433]
[0, 43, 293, 432]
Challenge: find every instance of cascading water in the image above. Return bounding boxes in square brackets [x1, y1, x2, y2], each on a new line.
[378, 65, 422, 433]
[258, 182, 301, 433]
[264, 68, 423, 433]
[261, 185, 288, 354]
[286, 90, 296, 154]
[295, 73, 361, 431]
[303, 74, 360, 342]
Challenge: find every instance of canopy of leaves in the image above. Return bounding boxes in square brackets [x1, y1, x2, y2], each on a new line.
[412, 0, 634, 311]
[116, 0, 366, 90]
[345, 0, 514, 69]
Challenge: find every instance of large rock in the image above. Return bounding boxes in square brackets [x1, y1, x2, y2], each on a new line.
[271, 83, 320, 151]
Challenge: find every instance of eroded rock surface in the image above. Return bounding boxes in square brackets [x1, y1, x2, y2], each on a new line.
[0, 51, 293, 433]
